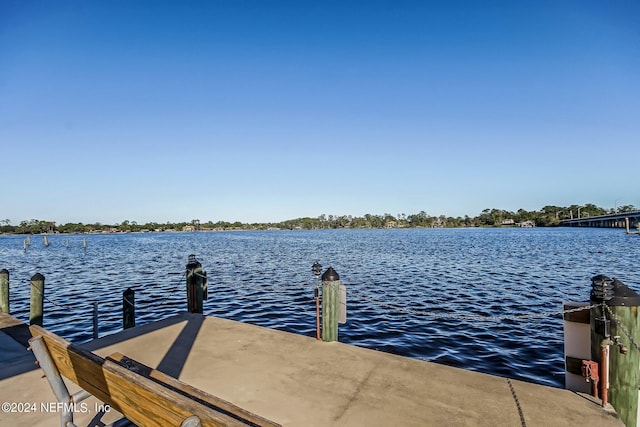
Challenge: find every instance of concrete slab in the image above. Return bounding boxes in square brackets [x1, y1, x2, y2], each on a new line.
[0, 312, 624, 426]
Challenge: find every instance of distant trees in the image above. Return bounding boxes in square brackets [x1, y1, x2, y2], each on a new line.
[0, 219, 15, 234]
[613, 204, 637, 214]
[56, 222, 90, 234]
[14, 219, 56, 234]
[3, 203, 638, 235]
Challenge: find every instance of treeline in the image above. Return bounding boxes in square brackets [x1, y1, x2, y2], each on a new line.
[1, 203, 637, 234]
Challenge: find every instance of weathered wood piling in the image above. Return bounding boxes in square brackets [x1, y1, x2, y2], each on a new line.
[29, 273, 45, 326]
[0, 269, 8, 314]
[321, 267, 340, 342]
[590, 275, 640, 427]
[186, 255, 207, 314]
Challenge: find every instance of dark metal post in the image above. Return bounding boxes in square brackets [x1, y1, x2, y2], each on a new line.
[29, 273, 45, 326]
[123, 288, 135, 329]
[312, 262, 322, 340]
[93, 302, 99, 339]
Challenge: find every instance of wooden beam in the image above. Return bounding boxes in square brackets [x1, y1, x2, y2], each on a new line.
[107, 353, 280, 427]
[29, 325, 280, 427]
[101, 359, 243, 427]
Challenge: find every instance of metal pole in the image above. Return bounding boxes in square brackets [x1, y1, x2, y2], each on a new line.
[29, 336, 74, 427]
[312, 262, 322, 341]
[123, 288, 135, 330]
[601, 340, 610, 407]
[315, 288, 321, 340]
[93, 302, 99, 339]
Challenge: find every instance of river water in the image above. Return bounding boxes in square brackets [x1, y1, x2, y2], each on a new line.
[1, 227, 637, 388]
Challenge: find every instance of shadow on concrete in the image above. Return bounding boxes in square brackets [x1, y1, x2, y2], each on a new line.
[1, 312, 203, 381]
[83, 312, 198, 351]
[155, 313, 204, 378]
[0, 322, 38, 380]
[83, 312, 205, 378]
[2, 321, 32, 347]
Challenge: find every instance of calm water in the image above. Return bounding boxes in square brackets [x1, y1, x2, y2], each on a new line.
[1, 228, 638, 388]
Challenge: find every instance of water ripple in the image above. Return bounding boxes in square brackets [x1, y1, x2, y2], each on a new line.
[1, 228, 638, 389]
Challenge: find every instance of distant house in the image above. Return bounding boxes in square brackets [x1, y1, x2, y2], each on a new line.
[501, 219, 515, 226]
[518, 220, 536, 228]
[183, 225, 195, 232]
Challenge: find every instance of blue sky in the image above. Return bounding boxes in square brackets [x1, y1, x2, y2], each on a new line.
[1, 1, 639, 224]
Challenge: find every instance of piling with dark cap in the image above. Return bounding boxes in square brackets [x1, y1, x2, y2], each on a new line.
[186, 255, 207, 314]
[0, 269, 8, 314]
[29, 273, 45, 326]
[322, 267, 340, 342]
[590, 275, 640, 427]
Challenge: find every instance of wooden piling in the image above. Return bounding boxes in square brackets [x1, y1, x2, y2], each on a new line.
[0, 269, 9, 314]
[608, 304, 640, 427]
[186, 255, 206, 314]
[29, 273, 45, 326]
[123, 288, 135, 329]
[590, 276, 640, 427]
[321, 267, 340, 342]
[625, 217, 630, 234]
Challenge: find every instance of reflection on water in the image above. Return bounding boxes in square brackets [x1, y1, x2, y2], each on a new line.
[1, 228, 637, 388]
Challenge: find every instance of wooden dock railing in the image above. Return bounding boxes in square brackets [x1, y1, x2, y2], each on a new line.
[28, 324, 280, 427]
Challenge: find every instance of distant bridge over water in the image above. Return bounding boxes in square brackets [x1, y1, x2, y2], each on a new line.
[559, 210, 640, 229]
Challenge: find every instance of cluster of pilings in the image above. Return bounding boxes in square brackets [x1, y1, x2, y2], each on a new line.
[0, 257, 347, 345]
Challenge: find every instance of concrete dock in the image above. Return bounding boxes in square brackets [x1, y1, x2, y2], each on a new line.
[0, 312, 623, 426]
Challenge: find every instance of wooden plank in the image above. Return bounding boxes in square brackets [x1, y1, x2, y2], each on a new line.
[29, 325, 280, 427]
[108, 353, 280, 427]
[102, 359, 249, 427]
[0, 312, 24, 329]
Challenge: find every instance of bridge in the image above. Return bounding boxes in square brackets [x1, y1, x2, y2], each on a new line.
[559, 210, 640, 230]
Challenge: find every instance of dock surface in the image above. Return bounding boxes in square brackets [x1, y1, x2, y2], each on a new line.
[0, 312, 622, 426]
